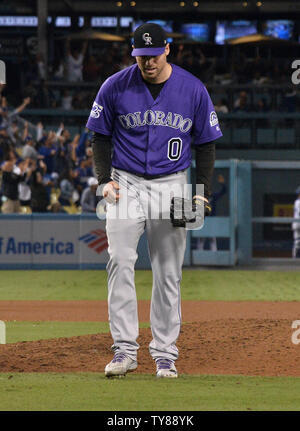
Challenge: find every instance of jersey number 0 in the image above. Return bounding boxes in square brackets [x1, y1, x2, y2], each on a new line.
[167, 138, 182, 161]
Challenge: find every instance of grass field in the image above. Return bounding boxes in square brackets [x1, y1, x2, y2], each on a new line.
[1, 373, 300, 411]
[1, 269, 300, 301]
[1, 269, 300, 412]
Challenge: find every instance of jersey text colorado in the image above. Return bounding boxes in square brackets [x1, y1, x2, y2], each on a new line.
[118, 110, 193, 133]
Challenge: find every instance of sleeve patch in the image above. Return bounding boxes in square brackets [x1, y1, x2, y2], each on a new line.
[90, 102, 104, 119]
[209, 111, 219, 127]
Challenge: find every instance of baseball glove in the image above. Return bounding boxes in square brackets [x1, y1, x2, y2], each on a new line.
[170, 196, 212, 228]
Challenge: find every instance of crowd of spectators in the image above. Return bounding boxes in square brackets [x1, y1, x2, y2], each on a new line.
[16, 39, 299, 113]
[20, 41, 135, 111]
[0, 90, 100, 214]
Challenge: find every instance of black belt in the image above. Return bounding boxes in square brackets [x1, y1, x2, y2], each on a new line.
[125, 170, 186, 180]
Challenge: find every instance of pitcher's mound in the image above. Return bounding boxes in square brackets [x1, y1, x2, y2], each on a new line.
[0, 319, 299, 376]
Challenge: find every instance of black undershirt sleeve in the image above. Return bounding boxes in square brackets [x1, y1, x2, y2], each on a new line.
[194, 142, 216, 200]
[90, 132, 113, 185]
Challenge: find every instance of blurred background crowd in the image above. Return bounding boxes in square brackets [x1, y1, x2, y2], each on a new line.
[12, 41, 298, 113]
[0, 4, 300, 214]
[0, 112, 99, 214]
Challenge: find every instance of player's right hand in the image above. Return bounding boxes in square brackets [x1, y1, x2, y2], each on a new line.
[103, 181, 120, 204]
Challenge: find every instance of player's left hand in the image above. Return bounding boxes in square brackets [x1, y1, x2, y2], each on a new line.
[170, 196, 211, 228]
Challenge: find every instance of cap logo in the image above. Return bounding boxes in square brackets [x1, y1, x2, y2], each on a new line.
[142, 33, 153, 46]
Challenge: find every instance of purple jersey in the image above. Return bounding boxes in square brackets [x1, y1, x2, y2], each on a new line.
[86, 63, 222, 176]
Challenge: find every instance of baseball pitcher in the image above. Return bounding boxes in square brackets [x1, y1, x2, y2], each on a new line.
[86, 23, 223, 378]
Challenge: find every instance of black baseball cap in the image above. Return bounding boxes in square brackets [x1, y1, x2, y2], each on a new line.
[131, 23, 167, 57]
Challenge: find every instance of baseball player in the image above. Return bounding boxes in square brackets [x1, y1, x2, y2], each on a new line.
[292, 186, 300, 258]
[86, 23, 223, 378]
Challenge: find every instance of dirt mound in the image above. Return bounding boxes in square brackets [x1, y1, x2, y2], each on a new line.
[1, 319, 299, 376]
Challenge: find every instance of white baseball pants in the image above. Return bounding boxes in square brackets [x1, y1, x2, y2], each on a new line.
[105, 168, 188, 362]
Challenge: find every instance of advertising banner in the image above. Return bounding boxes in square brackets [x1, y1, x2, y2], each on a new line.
[0, 215, 110, 269]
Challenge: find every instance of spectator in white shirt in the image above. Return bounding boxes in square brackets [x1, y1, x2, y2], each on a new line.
[215, 99, 229, 114]
[61, 90, 73, 110]
[22, 135, 38, 161]
[80, 177, 98, 213]
[66, 39, 88, 82]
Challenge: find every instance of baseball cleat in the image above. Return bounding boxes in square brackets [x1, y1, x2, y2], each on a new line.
[105, 352, 138, 378]
[155, 358, 178, 378]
